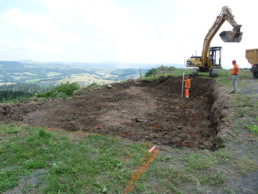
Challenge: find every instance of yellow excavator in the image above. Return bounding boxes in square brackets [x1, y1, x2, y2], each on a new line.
[186, 6, 243, 77]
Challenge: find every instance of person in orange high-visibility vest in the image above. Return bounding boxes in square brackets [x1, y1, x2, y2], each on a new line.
[231, 59, 239, 94]
[184, 75, 191, 98]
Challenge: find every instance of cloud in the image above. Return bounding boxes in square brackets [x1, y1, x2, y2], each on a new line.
[0, 37, 15, 47]
[3, 0, 187, 63]
[5, 8, 60, 38]
[40, 0, 150, 62]
[41, 0, 137, 43]
[4, 8, 84, 45]
[1, 0, 257, 66]
[22, 38, 65, 54]
[40, 0, 81, 22]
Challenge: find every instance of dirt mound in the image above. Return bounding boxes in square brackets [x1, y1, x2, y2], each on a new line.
[0, 76, 231, 150]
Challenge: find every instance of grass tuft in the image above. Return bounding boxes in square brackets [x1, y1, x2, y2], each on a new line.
[245, 124, 258, 134]
[36, 82, 80, 99]
[183, 152, 216, 171]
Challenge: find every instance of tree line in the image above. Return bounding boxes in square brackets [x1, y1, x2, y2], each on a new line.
[0, 91, 34, 103]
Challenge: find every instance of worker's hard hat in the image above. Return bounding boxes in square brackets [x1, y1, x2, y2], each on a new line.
[232, 60, 236, 63]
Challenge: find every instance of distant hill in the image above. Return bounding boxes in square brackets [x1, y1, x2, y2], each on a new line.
[0, 60, 182, 87]
[15, 61, 183, 69]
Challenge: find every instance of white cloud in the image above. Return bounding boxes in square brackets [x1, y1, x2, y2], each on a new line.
[41, 0, 134, 32]
[4, 8, 84, 46]
[1, 0, 257, 67]
[22, 38, 65, 54]
[43, 0, 136, 42]
[40, 0, 81, 22]
[40, 0, 150, 62]
[0, 37, 15, 47]
[5, 8, 60, 38]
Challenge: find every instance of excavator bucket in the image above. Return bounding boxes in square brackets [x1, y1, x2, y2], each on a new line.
[219, 31, 243, 42]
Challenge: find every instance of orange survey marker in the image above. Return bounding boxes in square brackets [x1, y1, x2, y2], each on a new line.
[148, 145, 156, 153]
[246, 134, 256, 137]
[124, 146, 159, 194]
[122, 153, 137, 163]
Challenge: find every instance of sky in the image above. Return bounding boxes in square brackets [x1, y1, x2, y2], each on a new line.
[0, 0, 257, 69]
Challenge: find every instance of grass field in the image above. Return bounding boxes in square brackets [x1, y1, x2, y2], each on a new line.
[46, 72, 62, 77]
[58, 73, 115, 86]
[0, 123, 240, 193]
[25, 79, 42, 83]
[0, 69, 257, 193]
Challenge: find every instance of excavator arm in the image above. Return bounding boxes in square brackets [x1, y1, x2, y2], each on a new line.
[219, 6, 243, 42]
[202, 6, 243, 66]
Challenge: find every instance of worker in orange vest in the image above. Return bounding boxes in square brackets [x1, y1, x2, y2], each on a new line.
[184, 75, 191, 98]
[231, 59, 239, 94]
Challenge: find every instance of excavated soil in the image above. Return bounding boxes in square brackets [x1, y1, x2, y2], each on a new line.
[0, 77, 230, 150]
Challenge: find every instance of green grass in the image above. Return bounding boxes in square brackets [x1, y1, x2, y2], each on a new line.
[88, 82, 105, 89]
[145, 68, 252, 81]
[215, 69, 258, 180]
[144, 65, 176, 77]
[214, 149, 232, 163]
[245, 124, 258, 134]
[143, 73, 168, 82]
[0, 123, 193, 193]
[0, 123, 236, 193]
[0, 123, 147, 193]
[46, 72, 62, 77]
[216, 69, 254, 87]
[182, 152, 216, 172]
[143, 67, 253, 83]
[235, 156, 258, 176]
[199, 172, 225, 186]
[145, 67, 158, 77]
[170, 69, 192, 77]
[36, 82, 80, 99]
[217, 69, 251, 79]
[25, 79, 41, 83]
[23, 72, 37, 76]
[143, 68, 192, 82]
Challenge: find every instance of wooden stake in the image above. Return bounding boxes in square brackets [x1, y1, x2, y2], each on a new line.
[181, 58, 186, 98]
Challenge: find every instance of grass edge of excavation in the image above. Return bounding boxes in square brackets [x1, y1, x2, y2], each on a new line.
[0, 123, 242, 193]
[0, 124, 181, 193]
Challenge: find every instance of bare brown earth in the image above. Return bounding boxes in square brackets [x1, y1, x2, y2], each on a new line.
[0, 77, 226, 150]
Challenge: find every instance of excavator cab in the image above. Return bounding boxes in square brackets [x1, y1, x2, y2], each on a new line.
[209, 47, 222, 67]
